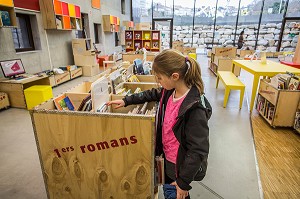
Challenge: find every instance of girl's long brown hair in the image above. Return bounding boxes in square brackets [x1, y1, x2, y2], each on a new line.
[152, 49, 204, 94]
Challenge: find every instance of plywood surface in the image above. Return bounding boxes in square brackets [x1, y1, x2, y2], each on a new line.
[31, 111, 155, 199]
[251, 110, 300, 199]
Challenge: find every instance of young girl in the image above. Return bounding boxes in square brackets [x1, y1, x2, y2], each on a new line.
[106, 49, 212, 199]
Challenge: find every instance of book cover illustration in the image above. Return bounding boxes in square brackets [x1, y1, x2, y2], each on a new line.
[0, 11, 12, 26]
[125, 31, 132, 40]
[56, 16, 63, 29]
[152, 41, 159, 48]
[152, 32, 159, 40]
[126, 41, 133, 48]
[288, 78, 300, 90]
[294, 112, 300, 130]
[144, 42, 150, 49]
[135, 33, 141, 40]
[144, 33, 150, 40]
[134, 42, 141, 49]
[54, 95, 75, 111]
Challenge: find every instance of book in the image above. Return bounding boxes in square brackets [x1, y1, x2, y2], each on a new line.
[125, 31, 132, 40]
[0, 11, 12, 26]
[144, 42, 150, 49]
[294, 112, 300, 130]
[77, 94, 91, 111]
[56, 16, 63, 29]
[128, 75, 140, 82]
[126, 41, 133, 48]
[134, 33, 141, 40]
[155, 156, 165, 185]
[152, 32, 159, 40]
[152, 41, 159, 48]
[54, 95, 75, 111]
[91, 77, 109, 112]
[288, 78, 300, 90]
[144, 33, 150, 40]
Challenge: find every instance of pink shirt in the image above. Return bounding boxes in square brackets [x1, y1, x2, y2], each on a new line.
[162, 89, 189, 164]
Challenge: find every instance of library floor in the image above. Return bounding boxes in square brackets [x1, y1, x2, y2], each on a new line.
[0, 55, 298, 199]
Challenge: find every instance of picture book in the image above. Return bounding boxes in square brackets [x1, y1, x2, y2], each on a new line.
[294, 112, 300, 130]
[288, 78, 300, 90]
[56, 16, 63, 29]
[54, 95, 75, 111]
[128, 75, 140, 82]
[144, 42, 150, 49]
[126, 41, 133, 48]
[135, 33, 141, 40]
[144, 33, 150, 40]
[152, 41, 159, 48]
[134, 42, 141, 49]
[0, 11, 11, 26]
[152, 32, 159, 40]
[125, 31, 132, 40]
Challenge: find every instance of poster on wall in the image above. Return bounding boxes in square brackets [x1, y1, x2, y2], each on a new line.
[91, 0, 101, 9]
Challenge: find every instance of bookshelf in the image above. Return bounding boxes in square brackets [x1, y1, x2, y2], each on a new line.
[256, 79, 300, 127]
[0, 0, 17, 28]
[102, 15, 120, 32]
[39, 0, 82, 30]
[125, 30, 161, 52]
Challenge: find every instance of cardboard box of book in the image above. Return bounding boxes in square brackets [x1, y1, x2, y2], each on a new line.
[212, 47, 237, 57]
[135, 22, 151, 30]
[70, 67, 83, 79]
[237, 49, 255, 57]
[74, 54, 98, 66]
[29, 76, 159, 199]
[72, 38, 94, 56]
[122, 52, 156, 63]
[213, 56, 241, 76]
[54, 71, 71, 85]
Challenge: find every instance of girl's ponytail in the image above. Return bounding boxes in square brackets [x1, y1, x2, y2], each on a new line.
[184, 56, 204, 94]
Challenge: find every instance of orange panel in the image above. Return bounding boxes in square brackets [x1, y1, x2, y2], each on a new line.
[0, 0, 14, 7]
[54, 0, 62, 15]
[68, 3, 75, 17]
[113, 16, 117, 24]
[91, 0, 100, 9]
[63, 16, 71, 29]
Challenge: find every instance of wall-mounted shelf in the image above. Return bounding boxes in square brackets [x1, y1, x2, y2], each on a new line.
[0, 0, 17, 28]
[123, 21, 134, 30]
[125, 30, 161, 52]
[40, 0, 82, 30]
[102, 15, 120, 32]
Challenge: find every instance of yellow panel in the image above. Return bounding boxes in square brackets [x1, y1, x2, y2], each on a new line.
[0, 0, 14, 7]
[24, 85, 53, 110]
[110, 15, 114, 24]
[68, 3, 76, 17]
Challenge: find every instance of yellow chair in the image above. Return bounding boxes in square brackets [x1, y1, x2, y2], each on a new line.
[216, 71, 245, 109]
[24, 85, 53, 110]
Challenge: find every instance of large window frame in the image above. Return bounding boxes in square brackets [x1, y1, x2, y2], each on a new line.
[12, 13, 35, 52]
[132, 0, 296, 51]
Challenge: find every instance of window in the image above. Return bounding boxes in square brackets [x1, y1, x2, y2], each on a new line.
[115, 32, 120, 46]
[121, 0, 125, 14]
[94, 23, 102, 44]
[11, 13, 35, 52]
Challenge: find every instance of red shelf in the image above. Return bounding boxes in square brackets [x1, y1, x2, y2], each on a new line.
[75, 5, 80, 18]
[61, 2, 69, 16]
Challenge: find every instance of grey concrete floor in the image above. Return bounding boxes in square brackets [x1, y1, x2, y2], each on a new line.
[0, 55, 262, 199]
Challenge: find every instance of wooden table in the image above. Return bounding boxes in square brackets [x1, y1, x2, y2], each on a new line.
[0, 75, 50, 108]
[232, 60, 300, 111]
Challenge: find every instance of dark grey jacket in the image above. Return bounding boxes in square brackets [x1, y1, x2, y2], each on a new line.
[123, 86, 212, 190]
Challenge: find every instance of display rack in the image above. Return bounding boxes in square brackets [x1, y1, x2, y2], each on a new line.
[256, 79, 300, 127]
[123, 20, 134, 30]
[0, 0, 17, 28]
[125, 30, 161, 52]
[102, 15, 120, 32]
[39, 0, 82, 30]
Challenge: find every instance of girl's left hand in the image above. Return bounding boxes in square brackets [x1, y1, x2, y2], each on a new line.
[171, 181, 189, 199]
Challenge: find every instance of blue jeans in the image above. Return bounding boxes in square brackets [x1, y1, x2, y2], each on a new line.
[163, 184, 191, 199]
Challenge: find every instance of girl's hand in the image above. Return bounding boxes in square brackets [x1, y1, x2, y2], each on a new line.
[106, 100, 125, 109]
[171, 181, 189, 199]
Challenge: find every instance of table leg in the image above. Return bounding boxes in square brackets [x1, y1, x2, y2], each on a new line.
[250, 75, 260, 112]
